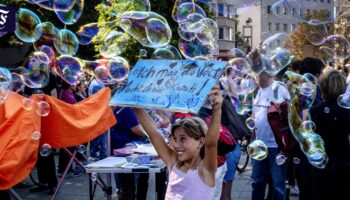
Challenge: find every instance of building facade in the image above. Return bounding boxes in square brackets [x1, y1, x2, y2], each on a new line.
[237, 0, 334, 51]
[210, 0, 237, 60]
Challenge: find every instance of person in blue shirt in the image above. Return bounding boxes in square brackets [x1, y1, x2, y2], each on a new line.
[111, 106, 149, 200]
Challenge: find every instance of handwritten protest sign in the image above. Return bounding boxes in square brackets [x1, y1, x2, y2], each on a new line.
[109, 60, 228, 113]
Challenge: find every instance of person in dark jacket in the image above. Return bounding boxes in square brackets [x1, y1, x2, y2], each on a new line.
[310, 70, 350, 200]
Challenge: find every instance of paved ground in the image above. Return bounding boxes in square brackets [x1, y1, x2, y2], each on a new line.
[12, 161, 299, 200]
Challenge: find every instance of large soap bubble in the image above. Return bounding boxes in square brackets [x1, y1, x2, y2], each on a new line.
[55, 55, 83, 85]
[119, 11, 172, 48]
[22, 53, 50, 89]
[54, 0, 84, 25]
[15, 8, 42, 43]
[54, 29, 79, 56]
[76, 23, 99, 45]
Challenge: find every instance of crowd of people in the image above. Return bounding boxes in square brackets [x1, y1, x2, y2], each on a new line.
[1, 51, 350, 200]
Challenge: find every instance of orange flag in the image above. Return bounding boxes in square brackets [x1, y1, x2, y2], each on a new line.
[0, 87, 117, 189]
[0, 93, 41, 190]
[40, 87, 117, 148]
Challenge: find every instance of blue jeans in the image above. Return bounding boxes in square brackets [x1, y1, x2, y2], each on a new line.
[251, 147, 286, 200]
[90, 133, 106, 159]
[224, 144, 241, 181]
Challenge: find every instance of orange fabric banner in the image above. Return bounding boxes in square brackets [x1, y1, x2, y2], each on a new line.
[0, 87, 117, 189]
[0, 93, 41, 190]
[40, 87, 117, 148]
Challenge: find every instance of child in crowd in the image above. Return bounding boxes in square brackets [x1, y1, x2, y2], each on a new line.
[133, 85, 223, 200]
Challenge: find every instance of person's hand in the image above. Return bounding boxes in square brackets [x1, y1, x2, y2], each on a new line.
[207, 84, 223, 111]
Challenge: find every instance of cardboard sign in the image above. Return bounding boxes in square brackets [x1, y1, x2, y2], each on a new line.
[109, 60, 227, 113]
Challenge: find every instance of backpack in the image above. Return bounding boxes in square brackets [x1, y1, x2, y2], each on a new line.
[221, 95, 252, 140]
[267, 101, 298, 155]
[204, 116, 237, 156]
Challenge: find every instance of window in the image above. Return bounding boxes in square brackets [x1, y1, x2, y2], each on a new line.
[229, 28, 234, 41]
[327, 0, 330, 3]
[320, 0, 323, 2]
[283, 23, 288, 32]
[224, 27, 230, 40]
[275, 6, 280, 15]
[276, 23, 280, 31]
[224, 4, 229, 17]
[306, 9, 310, 16]
[291, 24, 296, 32]
[219, 28, 224, 39]
[218, 4, 224, 16]
[267, 5, 271, 14]
[291, 7, 296, 16]
[229, 6, 234, 19]
[283, 7, 287, 15]
[268, 22, 272, 31]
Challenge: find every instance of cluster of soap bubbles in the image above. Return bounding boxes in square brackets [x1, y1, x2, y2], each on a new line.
[173, 0, 218, 60]
[271, 71, 328, 168]
[258, 33, 294, 76]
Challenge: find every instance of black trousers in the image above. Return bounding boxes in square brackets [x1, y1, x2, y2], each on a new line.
[117, 173, 149, 200]
[36, 151, 58, 187]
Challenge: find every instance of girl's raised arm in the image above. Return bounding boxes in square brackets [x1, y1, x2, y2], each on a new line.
[133, 108, 177, 167]
[203, 85, 223, 173]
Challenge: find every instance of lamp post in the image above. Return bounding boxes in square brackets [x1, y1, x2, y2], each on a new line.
[243, 17, 253, 53]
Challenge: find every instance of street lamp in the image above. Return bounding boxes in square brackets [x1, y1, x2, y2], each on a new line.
[243, 17, 253, 52]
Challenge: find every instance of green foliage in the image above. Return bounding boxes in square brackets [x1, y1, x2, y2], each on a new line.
[285, 10, 333, 60]
[94, 0, 216, 66]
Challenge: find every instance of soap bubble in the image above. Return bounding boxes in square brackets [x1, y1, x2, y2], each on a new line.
[53, 0, 76, 11]
[272, 81, 288, 103]
[31, 131, 41, 140]
[11, 73, 23, 93]
[76, 23, 99, 45]
[276, 153, 287, 165]
[99, 31, 127, 58]
[54, 29, 79, 56]
[54, 0, 84, 25]
[33, 22, 60, 50]
[0, 82, 11, 104]
[55, 55, 83, 85]
[22, 98, 35, 110]
[247, 140, 268, 161]
[15, 8, 42, 43]
[36, 101, 50, 116]
[22, 53, 50, 88]
[245, 117, 255, 131]
[119, 11, 172, 48]
[152, 45, 182, 60]
[178, 38, 215, 60]
[40, 143, 52, 157]
[172, 2, 206, 23]
[77, 144, 86, 153]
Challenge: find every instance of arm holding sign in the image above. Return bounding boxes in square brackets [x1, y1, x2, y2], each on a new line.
[133, 108, 177, 168]
[202, 85, 223, 174]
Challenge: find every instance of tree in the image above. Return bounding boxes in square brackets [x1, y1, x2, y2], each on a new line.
[284, 10, 332, 61]
[94, 0, 214, 66]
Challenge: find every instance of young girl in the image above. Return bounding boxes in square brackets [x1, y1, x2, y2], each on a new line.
[133, 85, 223, 199]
